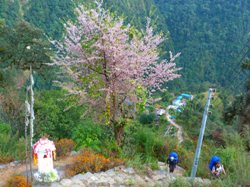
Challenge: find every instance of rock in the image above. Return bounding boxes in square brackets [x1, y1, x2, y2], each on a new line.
[50, 183, 62, 187]
[10, 160, 21, 167]
[144, 176, 151, 182]
[159, 165, 168, 171]
[105, 169, 115, 176]
[72, 179, 85, 185]
[114, 165, 125, 172]
[122, 167, 135, 174]
[124, 177, 136, 186]
[70, 151, 78, 156]
[0, 164, 8, 169]
[184, 177, 211, 186]
[114, 176, 124, 184]
[60, 179, 73, 186]
[134, 175, 145, 186]
[97, 176, 116, 185]
[89, 182, 97, 187]
[71, 185, 85, 187]
[174, 166, 185, 176]
[146, 167, 154, 177]
[194, 177, 203, 183]
[82, 172, 98, 181]
[96, 181, 110, 186]
[151, 170, 167, 181]
[71, 174, 85, 181]
[203, 179, 212, 186]
[158, 161, 166, 166]
[168, 173, 176, 181]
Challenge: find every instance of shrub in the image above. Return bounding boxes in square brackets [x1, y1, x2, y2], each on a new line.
[6, 175, 32, 187]
[34, 90, 87, 139]
[0, 122, 11, 134]
[54, 138, 75, 158]
[212, 147, 250, 187]
[134, 127, 177, 160]
[169, 177, 191, 187]
[126, 154, 145, 170]
[71, 120, 102, 151]
[139, 113, 155, 125]
[171, 145, 194, 174]
[34, 170, 59, 182]
[101, 139, 122, 158]
[66, 148, 123, 177]
[0, 133, 25, 163]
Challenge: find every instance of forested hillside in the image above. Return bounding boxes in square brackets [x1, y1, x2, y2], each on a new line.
[0, 0, 21, 26]
[1, 0, 250, 93]
[154, 0, 250, 92]
[0, 0, 250, 92]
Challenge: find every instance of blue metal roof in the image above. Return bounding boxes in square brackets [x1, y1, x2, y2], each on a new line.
[181, 93, 192, 98]
[177, 96, 183, 100]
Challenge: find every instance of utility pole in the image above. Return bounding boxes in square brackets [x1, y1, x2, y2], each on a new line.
[191, 88, 215, 179]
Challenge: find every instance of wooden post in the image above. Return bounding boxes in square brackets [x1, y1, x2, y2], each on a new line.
[25, 91, 30, 185]
[29, 65, 34, 181]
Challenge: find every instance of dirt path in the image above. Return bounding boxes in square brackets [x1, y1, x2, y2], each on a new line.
[165, 106, 184, 143]
[0, 156, 75, 187]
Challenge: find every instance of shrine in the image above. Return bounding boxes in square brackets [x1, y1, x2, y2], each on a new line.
[33, 137, 59, 182]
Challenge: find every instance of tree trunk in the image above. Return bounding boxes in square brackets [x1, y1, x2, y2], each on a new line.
[114, 123, 124, 146]
[110, 91, 126, 146]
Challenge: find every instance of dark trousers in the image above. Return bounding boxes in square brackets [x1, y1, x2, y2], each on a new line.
[169, 164, 176, 172]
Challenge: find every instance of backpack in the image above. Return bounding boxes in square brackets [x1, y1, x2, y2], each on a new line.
[169, 152, 178, 162]
[209, 156, 220, 171]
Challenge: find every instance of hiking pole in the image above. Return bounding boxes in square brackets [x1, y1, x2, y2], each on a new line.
[191, 88, 215, 179]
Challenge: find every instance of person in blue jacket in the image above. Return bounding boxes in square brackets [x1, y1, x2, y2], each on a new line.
[209, 156, 226, 176]
[167, 152, 178, 173]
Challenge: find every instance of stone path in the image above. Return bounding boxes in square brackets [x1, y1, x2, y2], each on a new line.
[166, 106, 184, 143]
[33, 162, 211, 187]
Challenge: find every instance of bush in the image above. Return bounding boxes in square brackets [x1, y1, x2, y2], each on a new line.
[6, 175, 32, 187]
[0, 133, 25, 163]
[214, 145, 250, 186]
[169, 177, 191, 187]
[139, 113, 155, 125]
[128, 126, 178, 163]
[54, 138, 75, 158]
[101, 139, 122, 158]
[71, 120, 103, 151]
[212, 147, 250, 186]
[66, 149, 124, 177]
[0, 122, 11, 134]
[34, 90, 86, 139]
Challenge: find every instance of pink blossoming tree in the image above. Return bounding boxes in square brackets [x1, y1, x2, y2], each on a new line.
[54, 2, 181, 145]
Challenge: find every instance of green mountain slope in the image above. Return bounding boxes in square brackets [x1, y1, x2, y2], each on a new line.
[1, 0, 250, 93]
[0, 0, 21, 26]
[154, 0, 250, 92]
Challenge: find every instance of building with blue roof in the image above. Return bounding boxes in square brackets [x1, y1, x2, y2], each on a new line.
[172, 93, 193, 107]
[181, 93, 193, 100]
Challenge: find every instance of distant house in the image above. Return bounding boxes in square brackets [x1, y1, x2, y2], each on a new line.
[172, 98, 181, 106]
[156, 109, 166, 116]
[172, 93, 193, 107]
[181, 93, 193, 100]
[168, 105, 178, 110]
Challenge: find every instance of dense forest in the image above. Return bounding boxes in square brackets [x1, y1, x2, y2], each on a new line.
[0, 0, 249, 186]
[1, 0, 250, 92]
[154, 0, 250, 92]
